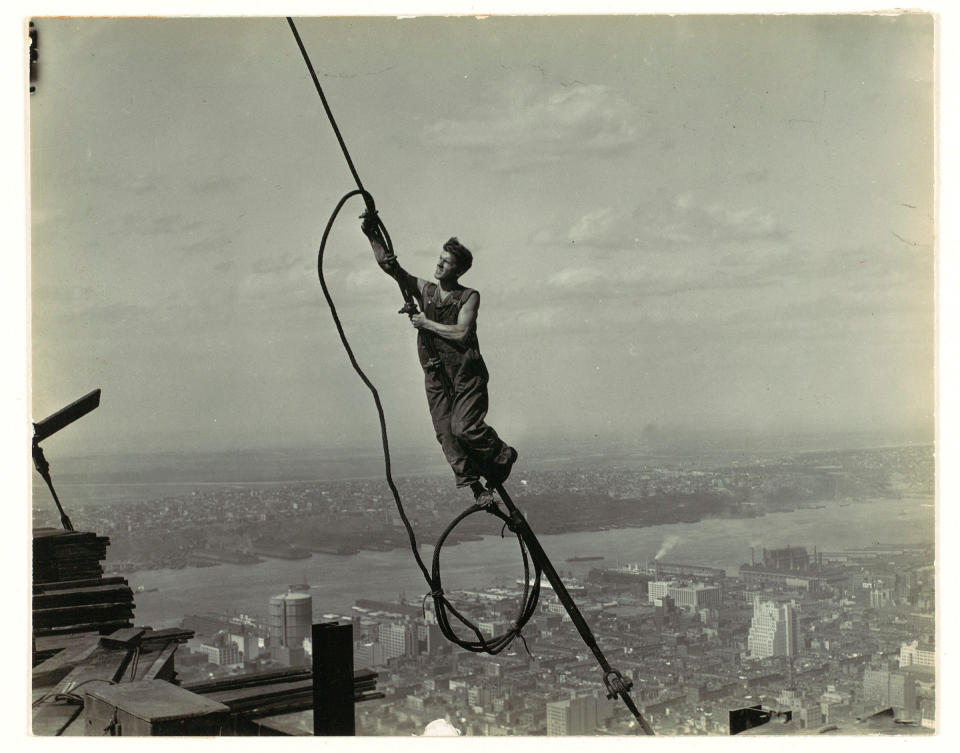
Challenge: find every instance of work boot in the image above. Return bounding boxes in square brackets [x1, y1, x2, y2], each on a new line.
[487, 446, 519, 487]
[471, 484, 497, 510]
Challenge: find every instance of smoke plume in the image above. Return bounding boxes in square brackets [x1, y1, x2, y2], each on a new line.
[654, 535, 681, 561]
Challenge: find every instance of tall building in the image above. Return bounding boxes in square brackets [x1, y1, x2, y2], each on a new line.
[378, 622, 416, 661]
[546, 694, 599, 735]
[869, 585, 895, 609]
[863, 666, 917, 718]
[354, 640, 384, 669]
[468, 682, 496, 709]
[796, 700, 824, 729]
[675, 582, 722, 611]
[228, 628, 262, 662]
[648, 580, 722, 611]
[417, 622, 446, 655]
[777, 688, 823, 729]
[269, 591, 312, 666]
[200, 631, 242, 667]
[899, 640, 935, 669]
[747, 598, 800, 659]
[648, 581, 671, 605]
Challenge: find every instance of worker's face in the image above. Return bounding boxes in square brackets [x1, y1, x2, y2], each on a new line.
[434, 251, 460, 282]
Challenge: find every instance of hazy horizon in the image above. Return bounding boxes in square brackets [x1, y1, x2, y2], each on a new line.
[38, 423, 934, 458]
[33, 426, 932, 492]
[30, 16, 934, 458]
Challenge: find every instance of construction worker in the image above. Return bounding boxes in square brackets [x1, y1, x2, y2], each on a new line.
[362, 214, 518, 506]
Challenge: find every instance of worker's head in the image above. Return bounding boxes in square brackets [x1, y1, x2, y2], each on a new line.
[435, 237, 473, 281]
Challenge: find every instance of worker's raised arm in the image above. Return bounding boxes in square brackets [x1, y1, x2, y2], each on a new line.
[361, 210, 426, 300]
[410, 290, 479, 343]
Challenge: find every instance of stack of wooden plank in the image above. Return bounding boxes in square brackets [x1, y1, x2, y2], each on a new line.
[183, 666, 382, 719]
[33, 528, 135, 639]
[32, 626, 196, 736]
[33, 528, 111, 582]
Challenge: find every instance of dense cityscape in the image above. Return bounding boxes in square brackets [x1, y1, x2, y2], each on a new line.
[32, 443, 935, 735]
[170, 538, 935, 735]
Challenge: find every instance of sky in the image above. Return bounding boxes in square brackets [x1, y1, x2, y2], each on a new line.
[27, 13, 935, 457]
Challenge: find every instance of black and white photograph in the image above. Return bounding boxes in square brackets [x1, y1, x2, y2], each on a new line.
[20, 5, 943, 739]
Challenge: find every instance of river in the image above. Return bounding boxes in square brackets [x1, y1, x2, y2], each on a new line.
[126, 494, 934, 630]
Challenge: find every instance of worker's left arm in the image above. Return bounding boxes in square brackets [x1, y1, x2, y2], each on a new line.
[361, 211, 424, 304]
[410, 290, 479, 342]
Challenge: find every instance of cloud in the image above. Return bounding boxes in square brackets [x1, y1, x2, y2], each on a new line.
[698, 201, 779, 241]
[30, 206, 66, 229]
[423, 81, 641, 168]
[526, 191, 928, 341]
[188, 175, 248, 194]
[238, 263, 313, 306]
[530, 192, 797, 307]
[87, 173, 158, 197]
[545, 267, 606, 290]
[251, 251, 304, 276]
[543, 259, 788, 304]
[140, 213, 187, 236]
[535, 192, 785, 251]
[342, 266, 387, 294]
[234, 249, 392, 315]
[566, 208, 621, 248]
[32, 291, 156, 349]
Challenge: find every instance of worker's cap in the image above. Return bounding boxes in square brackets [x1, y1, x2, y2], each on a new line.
[443, 237, 473, 274]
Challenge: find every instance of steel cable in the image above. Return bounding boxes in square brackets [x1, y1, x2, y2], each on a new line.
[314, 189, 541, 655]
[290, 20, 654, 733]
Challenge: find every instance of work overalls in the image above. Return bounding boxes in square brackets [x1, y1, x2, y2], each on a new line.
[417, 282, 513, 488]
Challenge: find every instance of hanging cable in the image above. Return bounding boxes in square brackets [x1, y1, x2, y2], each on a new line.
[313, 188, 540, 656]
[288, 17, 653, 733]
[286, 17, 366, 195]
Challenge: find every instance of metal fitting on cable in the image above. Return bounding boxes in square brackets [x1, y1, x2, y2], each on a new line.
[603, 669, 633, 699]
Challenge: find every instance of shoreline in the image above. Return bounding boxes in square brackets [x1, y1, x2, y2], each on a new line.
[105, 493, 935, 577]
[123, 492, 935, 631]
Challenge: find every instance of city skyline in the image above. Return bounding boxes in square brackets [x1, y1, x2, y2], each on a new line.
[30, 438, 938, 735]
[27, 14, 934, 458]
